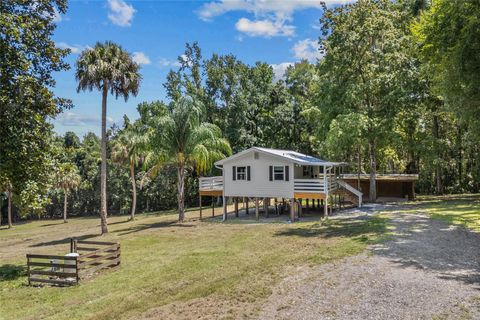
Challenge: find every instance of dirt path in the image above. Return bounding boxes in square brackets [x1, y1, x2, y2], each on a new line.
[259, 209, 480, 320]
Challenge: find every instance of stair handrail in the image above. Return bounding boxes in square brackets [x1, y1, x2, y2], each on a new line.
[337, 179, 363, 207]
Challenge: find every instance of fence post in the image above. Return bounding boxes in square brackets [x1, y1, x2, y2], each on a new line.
[26, 255, 31, 286]
[75, 257, 79, 284]
[70, 238, 77, 253]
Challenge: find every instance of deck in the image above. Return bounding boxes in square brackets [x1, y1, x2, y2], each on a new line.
[198, 176, 223, 196]
[199, 175, 339, 198]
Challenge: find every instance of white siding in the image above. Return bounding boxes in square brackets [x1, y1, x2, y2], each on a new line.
[223, 150, 294, 198]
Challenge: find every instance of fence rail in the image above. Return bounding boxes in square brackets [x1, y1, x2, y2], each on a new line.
[27, 239, 120, 286]
[27, 254, 79, 286]
[199, 176, 223, 191]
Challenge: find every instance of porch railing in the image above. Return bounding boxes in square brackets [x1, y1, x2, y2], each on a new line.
[199, 176, 223, 191]
[294, 179, 326, 192]
[328, 175, 338, 192]
[294, 175, 338, 194]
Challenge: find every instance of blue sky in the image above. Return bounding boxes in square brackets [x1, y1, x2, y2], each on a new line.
[52, 0, 347, 137]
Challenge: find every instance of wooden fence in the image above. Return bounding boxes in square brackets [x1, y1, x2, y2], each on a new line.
[27, 239, 120, 286]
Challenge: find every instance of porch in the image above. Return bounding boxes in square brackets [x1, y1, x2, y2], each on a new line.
[198, 172, 361, 222]
[198, 174, 340, 198]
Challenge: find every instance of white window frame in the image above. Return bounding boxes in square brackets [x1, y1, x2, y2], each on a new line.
[273, 166, 285, 181]
[236, 166, 247, 181]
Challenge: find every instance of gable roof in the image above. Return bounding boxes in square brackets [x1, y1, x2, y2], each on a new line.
[215, 147, 343, 166]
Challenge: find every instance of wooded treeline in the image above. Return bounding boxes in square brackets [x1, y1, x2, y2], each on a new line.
[2, 0, 480, 222]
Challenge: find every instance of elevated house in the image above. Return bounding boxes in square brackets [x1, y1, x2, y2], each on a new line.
[198, 147, 417, 221]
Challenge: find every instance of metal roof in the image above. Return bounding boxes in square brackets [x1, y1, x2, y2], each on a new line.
[215, 147, 344, 166]
[341, 174, 419, 181]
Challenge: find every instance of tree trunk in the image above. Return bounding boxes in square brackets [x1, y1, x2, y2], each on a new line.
[433, 114, 442, 194]
[63, 189, 68, 223]
[369, 139, 377, 202]
[7, 191, 12, 228]
[130, 161, 136, 220]
[177, 163, 185, 222]
[357, 145, 362, 190]
[100, 84, 109, 234]
[457, 125, 463, 188]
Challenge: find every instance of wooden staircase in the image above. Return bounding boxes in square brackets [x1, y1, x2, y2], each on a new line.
[334, 180, 363, 207]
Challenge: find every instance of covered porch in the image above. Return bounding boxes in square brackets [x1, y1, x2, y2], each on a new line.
[198, 162, 359, 222]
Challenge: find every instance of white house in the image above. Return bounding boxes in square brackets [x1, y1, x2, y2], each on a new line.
[198, 147, 363, 221]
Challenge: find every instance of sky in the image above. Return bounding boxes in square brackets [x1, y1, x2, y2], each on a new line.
[51, 0, 349, 138]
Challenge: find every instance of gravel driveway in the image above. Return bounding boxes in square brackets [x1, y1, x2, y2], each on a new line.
[259, 207, 480, 320]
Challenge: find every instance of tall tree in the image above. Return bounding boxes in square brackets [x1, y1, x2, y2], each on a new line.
[56, 163, 81, 223]
[76, 41, 141, 234]
[319, 0, 415, 201]
[0, 178, 13, 228]
[111, 117, 147, 220]
[0, 0, 70, 218]
[141, 97, 231, 221]
[413, 0, 480, 137]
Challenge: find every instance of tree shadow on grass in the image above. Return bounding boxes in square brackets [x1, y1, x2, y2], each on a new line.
[274, 216, 389, 244]
[108, 219, 132, 226]
[29, 233, 98, 247]
[40, 222, 65, 227]
[114, 220, 195, 236]
[0, 264, 26, 281]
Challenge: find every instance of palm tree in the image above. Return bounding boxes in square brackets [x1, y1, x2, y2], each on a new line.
[146, 97, 231, 221]
[111, 117, 146, 221]
[75, 41, 141, 234]
[56, 163, 81, 223]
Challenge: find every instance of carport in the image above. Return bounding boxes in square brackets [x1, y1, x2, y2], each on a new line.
[340, 174, 418, 202]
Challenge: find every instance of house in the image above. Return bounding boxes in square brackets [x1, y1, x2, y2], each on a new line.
[198, 147, 418, 221]
[198, 147, 363, 221]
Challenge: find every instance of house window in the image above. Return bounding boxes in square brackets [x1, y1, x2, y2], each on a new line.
[273, 166, 284, 181]
[237, 166, 247, 180]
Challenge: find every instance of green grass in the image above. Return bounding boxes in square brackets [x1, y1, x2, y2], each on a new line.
[0, 208, 388, 320]
[406, 194, 480, 232]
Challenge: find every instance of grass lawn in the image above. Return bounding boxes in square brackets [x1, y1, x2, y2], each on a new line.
[406, 194, 480, 232]
[0, 206, 387, 320]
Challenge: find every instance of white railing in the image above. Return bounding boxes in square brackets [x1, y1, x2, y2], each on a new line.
[294, 179, 326, 192]
[328, 175, 338, 192]
[199, 176, 223, 191]
[337, 180, 363, 207]
[294, 175, 339, 194]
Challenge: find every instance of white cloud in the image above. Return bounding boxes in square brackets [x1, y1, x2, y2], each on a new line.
[271, 62, 293, 81]
[292, 38, 322, 61]
[197, 0, 352, 37]
[158, 58, 181, 68]
[132, 52, 151, 65]
[311, 22, 321, 30]
[56, 42, 90, 54]
[198, 0, 326, 21]
[235, 18, 294, 37]
[56, 112, 114, 127]
[107, 0, 135, 27]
